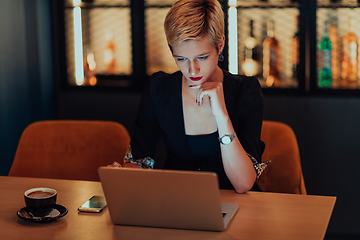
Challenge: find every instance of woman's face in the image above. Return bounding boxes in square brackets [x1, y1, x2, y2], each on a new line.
[171, 35, 224, 85]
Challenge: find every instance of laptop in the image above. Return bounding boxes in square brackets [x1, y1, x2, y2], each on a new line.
[98, 167, 238, 232]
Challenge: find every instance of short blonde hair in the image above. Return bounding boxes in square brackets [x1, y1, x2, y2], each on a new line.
[164, 0, 224, 49]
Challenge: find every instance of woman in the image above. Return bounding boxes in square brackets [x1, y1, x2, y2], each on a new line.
[117, 0, 268, 193]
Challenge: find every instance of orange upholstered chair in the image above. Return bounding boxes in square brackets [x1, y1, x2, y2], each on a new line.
[8, 120, 130, 181]
[257, 120, 306, 194]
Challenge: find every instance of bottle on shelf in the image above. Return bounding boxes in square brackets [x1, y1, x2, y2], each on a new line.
[329, 23, 339, 88]
[242, 19, 260, 77]
[319, 21, 332, 88]
[341, 16, 358, 89]
[104, 30, 116, 75]
[292, 15, 299, 80]
[263, 19, 281, 87]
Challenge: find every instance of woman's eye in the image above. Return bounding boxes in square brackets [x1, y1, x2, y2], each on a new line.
[198, 56, 208, 60]
[176, 57, 186, 62]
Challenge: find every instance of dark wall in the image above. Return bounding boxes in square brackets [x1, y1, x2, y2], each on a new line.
[0, 0, 55, 176]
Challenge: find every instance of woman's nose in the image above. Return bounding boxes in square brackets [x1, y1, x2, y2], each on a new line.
[189, 61, 200, 76]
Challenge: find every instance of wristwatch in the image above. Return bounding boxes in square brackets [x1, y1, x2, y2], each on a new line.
[219, 132, 237, 145]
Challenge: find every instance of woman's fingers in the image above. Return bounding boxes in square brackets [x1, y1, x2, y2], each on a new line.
[188, 85, 201, 89]
[197, 84, 218, 106]
[197, 88, 204, 106]
[189, 84, 204, 105]
[189, 83, 224, 108]
[107, 161, 122, 168]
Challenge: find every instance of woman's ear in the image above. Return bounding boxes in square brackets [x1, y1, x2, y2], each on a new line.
[218, 35, 225, 53]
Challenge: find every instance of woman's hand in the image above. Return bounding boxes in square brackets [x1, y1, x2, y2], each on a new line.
[107, 161, 122, 168]
[189, 82, 228, 119]
[108, 161, 142, 168]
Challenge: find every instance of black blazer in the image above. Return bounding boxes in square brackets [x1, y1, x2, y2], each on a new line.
[131, 70, 265, 190]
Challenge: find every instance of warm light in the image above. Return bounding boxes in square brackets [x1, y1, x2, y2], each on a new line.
[228, 3, 238, 74]
[104, 31, 116, 74]
[89, 76, 97, 86]
[242, 59, 259, 76]
[244, 37, 257, 49]
[87, 53, 96, 71]
[266, 75, 275, 87]
[74, 6, 84, 85]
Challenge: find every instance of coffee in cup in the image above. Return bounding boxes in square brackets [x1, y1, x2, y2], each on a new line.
[24, 188, 57, 208]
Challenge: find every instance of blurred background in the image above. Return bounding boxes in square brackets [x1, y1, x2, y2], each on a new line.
[1, 0, 360, 239]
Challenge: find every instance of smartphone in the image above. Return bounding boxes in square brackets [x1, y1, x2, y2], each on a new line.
[78, 195, 107, 213]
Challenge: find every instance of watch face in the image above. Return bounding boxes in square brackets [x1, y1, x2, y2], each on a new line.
[221, 136, 231, 145]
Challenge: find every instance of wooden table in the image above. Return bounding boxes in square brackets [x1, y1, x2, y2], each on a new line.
[0, 176, 336, 240]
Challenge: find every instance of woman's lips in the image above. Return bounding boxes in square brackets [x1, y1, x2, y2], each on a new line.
[189, 76, 203, 81]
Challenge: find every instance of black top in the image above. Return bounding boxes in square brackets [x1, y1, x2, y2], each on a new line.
[186, 131, 219, 171]
[130, 70, 265, 190]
